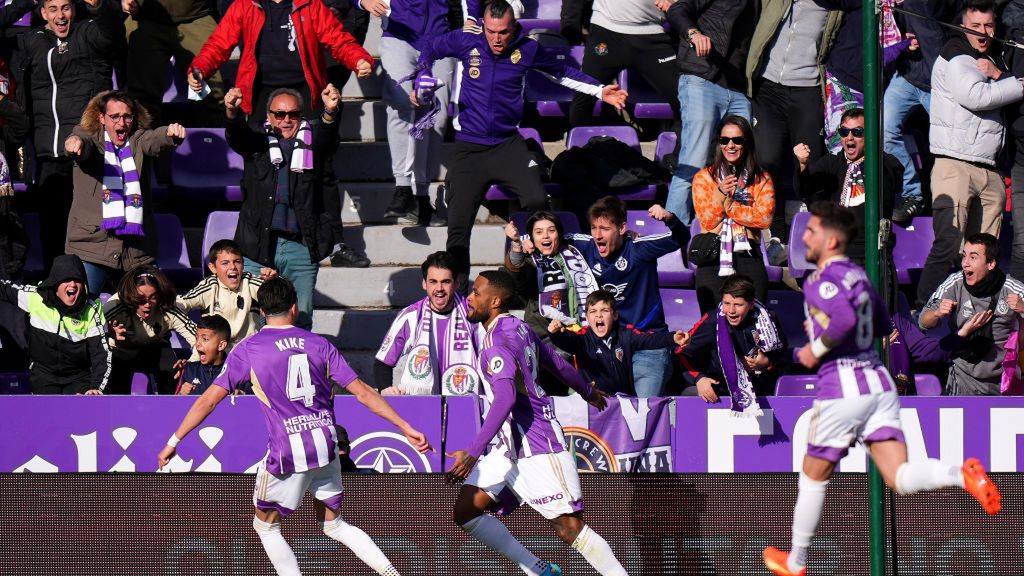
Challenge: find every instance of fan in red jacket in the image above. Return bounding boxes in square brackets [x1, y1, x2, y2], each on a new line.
[188, 0, 373, 116]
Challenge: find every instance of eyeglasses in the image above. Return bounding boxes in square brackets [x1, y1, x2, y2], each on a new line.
[269, 110, 301, 120]
[718, 136, 746, 146]
[105, 113, 134, 124]
[838, 127, 865, 138]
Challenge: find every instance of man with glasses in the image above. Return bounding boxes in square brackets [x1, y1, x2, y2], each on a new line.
[793, 107, 903, 267]
[225, 83, 345, 329]
[64, 90, 186, 294]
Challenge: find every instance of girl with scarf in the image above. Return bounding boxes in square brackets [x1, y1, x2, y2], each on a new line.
[691, 115, 774, 314]
[65, 90, 185, 294]
[505, 211, 601, 342]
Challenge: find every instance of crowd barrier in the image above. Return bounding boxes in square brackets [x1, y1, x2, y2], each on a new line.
[2, 395, 1022, 474]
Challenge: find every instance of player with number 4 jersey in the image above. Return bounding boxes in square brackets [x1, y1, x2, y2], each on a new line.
[158, 278, 432, 576]
[763, 203, 1002, 576]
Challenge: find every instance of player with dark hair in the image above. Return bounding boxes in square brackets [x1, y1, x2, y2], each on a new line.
[763, 203, 1001, 576]
[445, 270, 630, 576]
[159, 277, 432, 576]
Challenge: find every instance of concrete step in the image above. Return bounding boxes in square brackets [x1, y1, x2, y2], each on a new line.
[337, 182, 501, 225]
[334, 141, 449, 181]
[313, 308, 398, 351]
[339, 99, 387, 141]
[340, 224, 506, 265]
[314, 265, 493, 308]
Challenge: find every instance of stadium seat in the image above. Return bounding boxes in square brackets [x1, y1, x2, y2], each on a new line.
[485, 127, 561, 200]
[131, 372, 150, 395]
[661, 288, 704, 332]
[525, 46, 604, 117]
[520, 0, 561, 19]
[621, 70, 673, 120]
[893, 216, 933, 285]
[914, 373, 943, 396]
[161, 56, 190, 104]
[774, 375, 817, 396]
[201, 211, 240, 268]
[766, 290, 808, 348]
[171, 128, 244, 202]
[21, 212, 43, 276]
[154, 213, 201, 288]
[655, 131, 676, 162]
[627, 210, 693, 287]
[788, 211, 814, 279]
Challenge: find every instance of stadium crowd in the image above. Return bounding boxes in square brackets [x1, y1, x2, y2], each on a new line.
[0, 0, 1023, 400]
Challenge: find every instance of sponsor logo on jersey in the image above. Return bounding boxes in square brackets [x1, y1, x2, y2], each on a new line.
[488, 356, 504, 375]
[350, 431, 432, 473]
[469, 56, 481, 67]
[530, 493, 564, 506]
[378, 335, 391, 354]
[470, 48, 480, 56]
[818, 281, 839, 300]
[593, 262, 602, 274]
[468, 67, 480, 79]
[443, 364, 478, 395]
[563, 426, 619, 472]
[406, 345, 432, 379]
[510, 49, 521, 64]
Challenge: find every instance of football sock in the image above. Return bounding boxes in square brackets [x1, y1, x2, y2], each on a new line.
[894, 459, 964, 495]
[570, 525, 628, 576]
[461, 515, 549, 576]
[322, 517, 400, 575]
[789, 472, 829, 573]
[252, 517, 302, 576]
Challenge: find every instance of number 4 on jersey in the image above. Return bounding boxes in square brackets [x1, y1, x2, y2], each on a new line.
[287, 354, 315, 407]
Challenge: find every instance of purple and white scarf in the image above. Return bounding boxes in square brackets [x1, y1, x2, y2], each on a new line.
[101, 132, 144, 236]
[266, 120, 313, 172]
[397, 295, 481, 396]
[531, 243, 599, 327]
[717, 165, 752, 277]
[717, 301, 783, 417]
[0, 150, 12, 197]
[841, 157, 865, 207]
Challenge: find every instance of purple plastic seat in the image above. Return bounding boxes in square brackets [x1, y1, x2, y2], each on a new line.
[788, 211, 814, 279]
[893, 216, 934, 285]
[526, 46, 601, 117]
[519, 19, 562, 39]
[154, 213, 191, 270]
[162, 56, 190, 104]
[655, 131, 676, 161]
[520, 0, 561, 19]
[765, 289, 808, 348]
[201, 211, 240, 268]
[774, 375, 817, 396]
[131, 372, 150, 396]
[171, 128, 244, 202]
[13, 180, 26, 193]
[626, 210, 692, 287]
[915, 373, 943, 396]
[21, 212, 43, 274]
[660, 288, 703, 333]
[621, 70, 673, 120]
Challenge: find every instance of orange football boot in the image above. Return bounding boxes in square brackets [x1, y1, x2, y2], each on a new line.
[962, 458, 1001, 515]
[763, 546, 806, 576]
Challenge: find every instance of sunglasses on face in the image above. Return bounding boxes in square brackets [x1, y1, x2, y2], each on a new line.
[718, 136, 746, 146]
[269, 110, 301, 120]
[838, 127, 865, 138]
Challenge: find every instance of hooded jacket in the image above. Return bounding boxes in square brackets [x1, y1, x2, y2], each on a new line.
[0, 254, 110, 393]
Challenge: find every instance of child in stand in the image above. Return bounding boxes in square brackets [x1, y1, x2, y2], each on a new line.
[176, 314, 245, 395]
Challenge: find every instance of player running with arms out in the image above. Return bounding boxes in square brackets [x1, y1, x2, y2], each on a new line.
[763, 203, 1002, 576]
[446, 270, 630, 576]
[158, 278, 432, 576]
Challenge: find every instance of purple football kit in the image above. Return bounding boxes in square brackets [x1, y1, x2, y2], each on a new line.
[802, 257, 904, 462]
[215, 325, 359, 515]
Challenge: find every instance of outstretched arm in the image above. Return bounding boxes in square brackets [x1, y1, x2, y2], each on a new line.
[157, 385, 230, 469]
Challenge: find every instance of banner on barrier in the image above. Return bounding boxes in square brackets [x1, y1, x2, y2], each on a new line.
[553, 395, 673, 473]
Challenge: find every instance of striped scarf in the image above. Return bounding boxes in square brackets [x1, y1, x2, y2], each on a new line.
[717, 165, 751, 277]
[100, 132, 144, 236]
[531, 244, 600, 327]
[265, 120, 313, 172]
[717, 301, 783, 417]
[841, 157, 865, 207]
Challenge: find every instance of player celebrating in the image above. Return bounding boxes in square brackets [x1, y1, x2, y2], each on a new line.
[158, 278, 431, 576]
[763, 203, 1002, 576]
[446, 270, 630, 576]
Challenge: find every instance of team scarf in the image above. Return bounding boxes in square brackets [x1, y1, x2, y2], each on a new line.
[531, 243, 599, 326]
[397, 66, 444, 140]
[0, 150, 11, 197]
[265, 120, 313, 172]
[717, 165, 752, 277]
[100, 132, 144, 236]
[841, 157, 866, 207]
[717, 301, 783, 417]
[397, 294, 481, 396]
[880, 0, 902, 49]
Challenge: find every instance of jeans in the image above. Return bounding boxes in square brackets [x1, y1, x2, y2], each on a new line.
[82, 261, 124, 296]
[631, 347, 671, 397]
[883, 74, 931, 203]
[244, 237, 319, 329]
[667, 75, 752, 224]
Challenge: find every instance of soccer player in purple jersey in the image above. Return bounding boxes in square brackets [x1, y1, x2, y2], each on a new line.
[763, 203, 1002, 576]
[446, 270, 631, 576]
[158, 278, 432, 576]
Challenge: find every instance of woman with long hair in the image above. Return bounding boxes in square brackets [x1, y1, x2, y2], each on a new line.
[691, 115, 775, 314]
[104, 265, 197, 394]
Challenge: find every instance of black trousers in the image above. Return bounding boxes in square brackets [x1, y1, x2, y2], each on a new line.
[107, 343, 179, 395]
[751, 80, 824, 240]
[568, 24, 680, 127]
[35, 156, 75, 271]
[694, 243, 769, 315]
[445, 135, 549, 276]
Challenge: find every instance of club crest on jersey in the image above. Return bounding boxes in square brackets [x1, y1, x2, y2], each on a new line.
[998, 300, 1009, 315]
[510, 49, 521, 64]
[488, 356, 504, 375]
[563, 427, 618, 472]
[818, 281, 839, 300]
[615, 347, 623, 362]
[406, 345, 432, 379]
[614, 257, 628, 271]
[443, 364, 477, 395]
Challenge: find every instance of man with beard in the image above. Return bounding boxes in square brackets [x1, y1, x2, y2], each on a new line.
[446, 270, 631, 576]
[763, 202, 1002, 576]
[919, 232, 1024, 395]
[0, 254, 110, 394]
[373, 251, 483, 396]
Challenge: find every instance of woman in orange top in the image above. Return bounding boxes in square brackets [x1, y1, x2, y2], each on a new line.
[691, 115, 775, 313]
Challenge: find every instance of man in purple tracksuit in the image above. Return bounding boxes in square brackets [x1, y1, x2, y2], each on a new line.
[762, 203, 1001, 576]
[158, 278, 432, 576]
[446, 270, 630, 576]
[411, 0, 629, 280]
